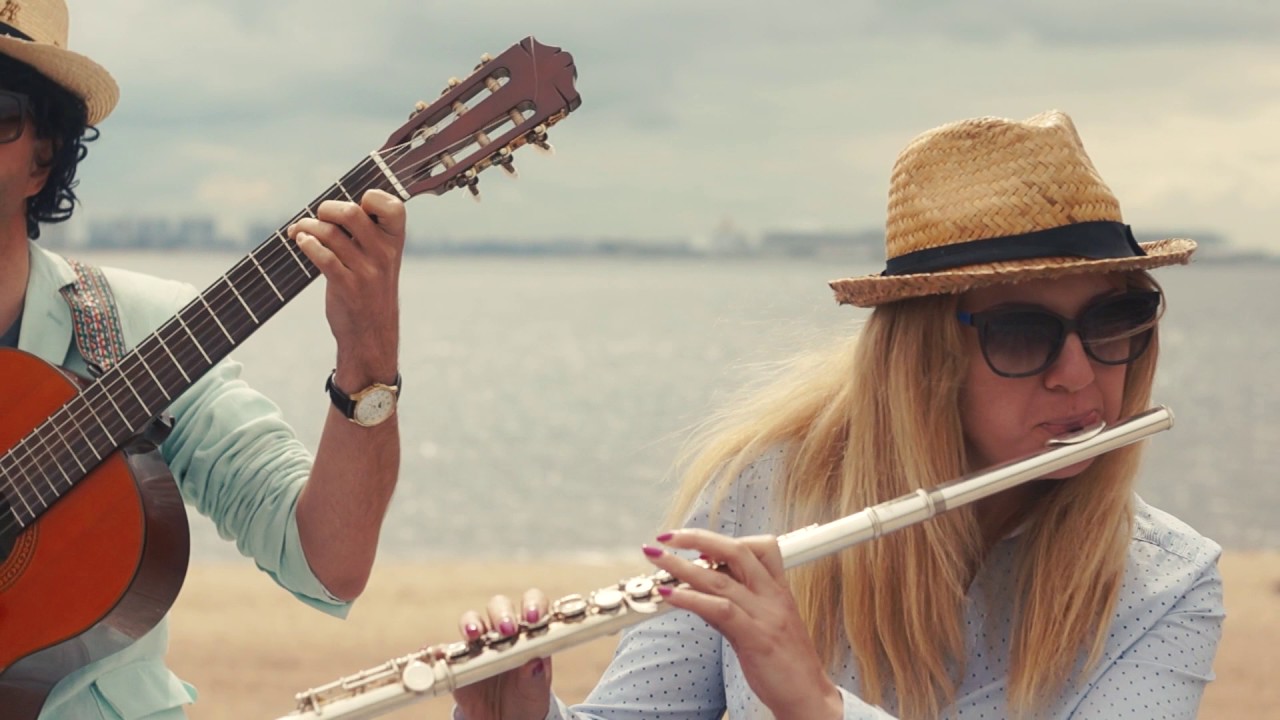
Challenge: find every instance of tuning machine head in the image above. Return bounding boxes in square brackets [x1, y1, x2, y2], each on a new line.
[456, 168, 481, 201]
[491, 146, 519, 178]
[527, 124, 554, 154]
[440, 76, 462, 96]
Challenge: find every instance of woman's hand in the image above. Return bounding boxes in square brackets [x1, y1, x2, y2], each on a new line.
[644, 529, 844, 720]
[448, 588, 553, 720]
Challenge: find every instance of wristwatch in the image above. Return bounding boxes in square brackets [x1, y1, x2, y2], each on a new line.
[325, 370, 401, 427]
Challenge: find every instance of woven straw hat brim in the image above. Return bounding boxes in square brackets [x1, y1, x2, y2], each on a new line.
[0, 36, 118, 125]
[829, 238, 1195, 307]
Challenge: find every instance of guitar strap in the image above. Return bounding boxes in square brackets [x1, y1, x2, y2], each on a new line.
[59, 259, 129, 372]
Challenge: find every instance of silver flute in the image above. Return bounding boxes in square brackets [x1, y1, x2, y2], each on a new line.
[276, 405, 1174, 720]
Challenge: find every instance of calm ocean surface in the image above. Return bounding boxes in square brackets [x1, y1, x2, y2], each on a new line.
[69, 251, 1280, 559]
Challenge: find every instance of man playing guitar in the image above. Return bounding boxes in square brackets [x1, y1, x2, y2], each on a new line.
[1, 1, 407, 717]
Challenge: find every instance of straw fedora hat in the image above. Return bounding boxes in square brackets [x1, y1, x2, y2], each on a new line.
[0, 0, 118, 125]
[829, 110, 1195, 307]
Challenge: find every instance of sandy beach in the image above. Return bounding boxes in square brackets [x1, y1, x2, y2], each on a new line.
[168, 552, 1279, 720]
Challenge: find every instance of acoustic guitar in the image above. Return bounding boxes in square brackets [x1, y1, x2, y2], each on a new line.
[0, 37, 580, 718]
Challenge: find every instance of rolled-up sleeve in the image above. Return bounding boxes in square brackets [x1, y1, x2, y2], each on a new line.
[102, 266, 348, 617]
[161, 356, 349, 616]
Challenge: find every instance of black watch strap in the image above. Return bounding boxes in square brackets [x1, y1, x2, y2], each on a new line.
[324, 371, 356, 419]
[324, 370, 402, 419]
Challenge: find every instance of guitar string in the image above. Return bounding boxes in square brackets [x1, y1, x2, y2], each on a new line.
[0, 101, 549, 532]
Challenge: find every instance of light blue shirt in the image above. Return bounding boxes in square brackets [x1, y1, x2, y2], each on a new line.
[16, 243, 349, 719]
[485, 447, 1223, 720]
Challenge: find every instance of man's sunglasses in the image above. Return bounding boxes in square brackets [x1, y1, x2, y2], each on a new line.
[957, 289, 1161, 378]
[1, 90, 31, 144]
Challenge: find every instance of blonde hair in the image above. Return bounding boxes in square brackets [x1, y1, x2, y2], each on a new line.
[665, 272, 1161, 719]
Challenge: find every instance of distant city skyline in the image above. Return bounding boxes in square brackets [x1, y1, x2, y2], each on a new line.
[45, 211, 1272, 264]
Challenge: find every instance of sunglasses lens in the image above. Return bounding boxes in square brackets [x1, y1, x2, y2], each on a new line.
[980, 311, 1063, 376]
[0, 92, 24, 143]
[1081, 292, 1160, 363]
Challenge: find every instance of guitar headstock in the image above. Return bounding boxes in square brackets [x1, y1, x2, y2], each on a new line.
[376, 36, 581, 200]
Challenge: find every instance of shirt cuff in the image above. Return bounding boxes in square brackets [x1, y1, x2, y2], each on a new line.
[257, 498, 352, 619]
[838, 686, 899, 719]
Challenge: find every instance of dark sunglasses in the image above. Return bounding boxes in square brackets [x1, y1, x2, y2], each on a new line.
[957, 289, 1161, 378]
[1, 89, 31, 144]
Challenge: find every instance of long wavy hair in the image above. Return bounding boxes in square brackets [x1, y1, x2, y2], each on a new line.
[0, 53, 96, 240]
[665, 271, 1162, 719]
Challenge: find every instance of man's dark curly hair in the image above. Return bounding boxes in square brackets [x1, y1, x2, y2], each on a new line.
[0, 52, 98, 240]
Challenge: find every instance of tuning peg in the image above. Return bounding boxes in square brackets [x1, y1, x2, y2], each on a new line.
[455, 168, 481, 201]
[490, 148, 519, 179]
[473, 53, 493, 71]
[527, 125, 554, 154]
[440, 76, 461, 96]
[408, 100, 429, 120]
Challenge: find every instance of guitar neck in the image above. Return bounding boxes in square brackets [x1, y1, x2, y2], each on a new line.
[5, 157, 400, 527]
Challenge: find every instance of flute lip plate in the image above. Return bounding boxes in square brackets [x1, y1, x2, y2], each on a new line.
[1047, 420, 1106, 446]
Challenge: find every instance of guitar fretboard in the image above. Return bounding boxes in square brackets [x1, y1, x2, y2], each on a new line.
[0, 156, 399, 527]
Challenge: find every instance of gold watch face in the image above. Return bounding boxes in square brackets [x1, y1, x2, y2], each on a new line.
[352, 386, 397, 427]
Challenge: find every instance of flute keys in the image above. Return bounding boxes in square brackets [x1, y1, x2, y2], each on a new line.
[444, 641, 474, 662]
[591, 588, 625, 613]
[401, 660, 436, 693]
[623, 577, 656, 600]
[553, 593, 589, 621]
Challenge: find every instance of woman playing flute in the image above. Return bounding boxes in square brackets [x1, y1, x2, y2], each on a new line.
[451, 110, 1224, 719]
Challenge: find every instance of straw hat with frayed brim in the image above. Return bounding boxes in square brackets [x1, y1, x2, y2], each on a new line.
[0, 0, 118, 125]
[829, 110, 1195, 308]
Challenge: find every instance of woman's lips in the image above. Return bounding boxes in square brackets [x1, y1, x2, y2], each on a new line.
[1040, 410, 1103, 436]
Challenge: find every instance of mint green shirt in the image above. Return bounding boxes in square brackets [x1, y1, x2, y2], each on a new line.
[18, 243, 350, 719]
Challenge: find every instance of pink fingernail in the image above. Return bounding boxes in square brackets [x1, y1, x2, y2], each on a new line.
[642, 544, 664, 558]
[657, 586, 674, 597]
[498, 619, 517, 636]
[464, 623, 481, 638]
[532, 658, 545, 676]
[656, 531, 675, 542]
[525, 607, 540, 624]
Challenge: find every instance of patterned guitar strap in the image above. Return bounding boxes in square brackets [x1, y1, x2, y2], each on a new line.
[59, 259, 128, 374]
[60, 260, 176, 447]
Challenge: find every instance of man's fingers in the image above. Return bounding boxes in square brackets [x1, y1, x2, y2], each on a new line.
[360, 188, 407, 238]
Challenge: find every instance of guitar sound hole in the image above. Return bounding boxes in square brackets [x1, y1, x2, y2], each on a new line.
[0, 497, 14, 562]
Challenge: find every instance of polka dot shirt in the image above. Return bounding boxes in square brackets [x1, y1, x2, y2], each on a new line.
[463, 450, 1225, 719]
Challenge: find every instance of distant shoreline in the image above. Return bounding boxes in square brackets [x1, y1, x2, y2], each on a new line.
[41, 243, 1280, 264]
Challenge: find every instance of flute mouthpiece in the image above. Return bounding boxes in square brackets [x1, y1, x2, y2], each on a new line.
[1047, 421, 1107, 447]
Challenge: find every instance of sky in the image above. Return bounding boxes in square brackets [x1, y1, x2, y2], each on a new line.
[60, 0, 1280, 251]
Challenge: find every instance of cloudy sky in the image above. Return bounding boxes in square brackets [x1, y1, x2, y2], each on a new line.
[62, 0, 1280, 251]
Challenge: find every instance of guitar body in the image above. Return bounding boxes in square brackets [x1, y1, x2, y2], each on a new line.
[0, 350, 189, 719]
